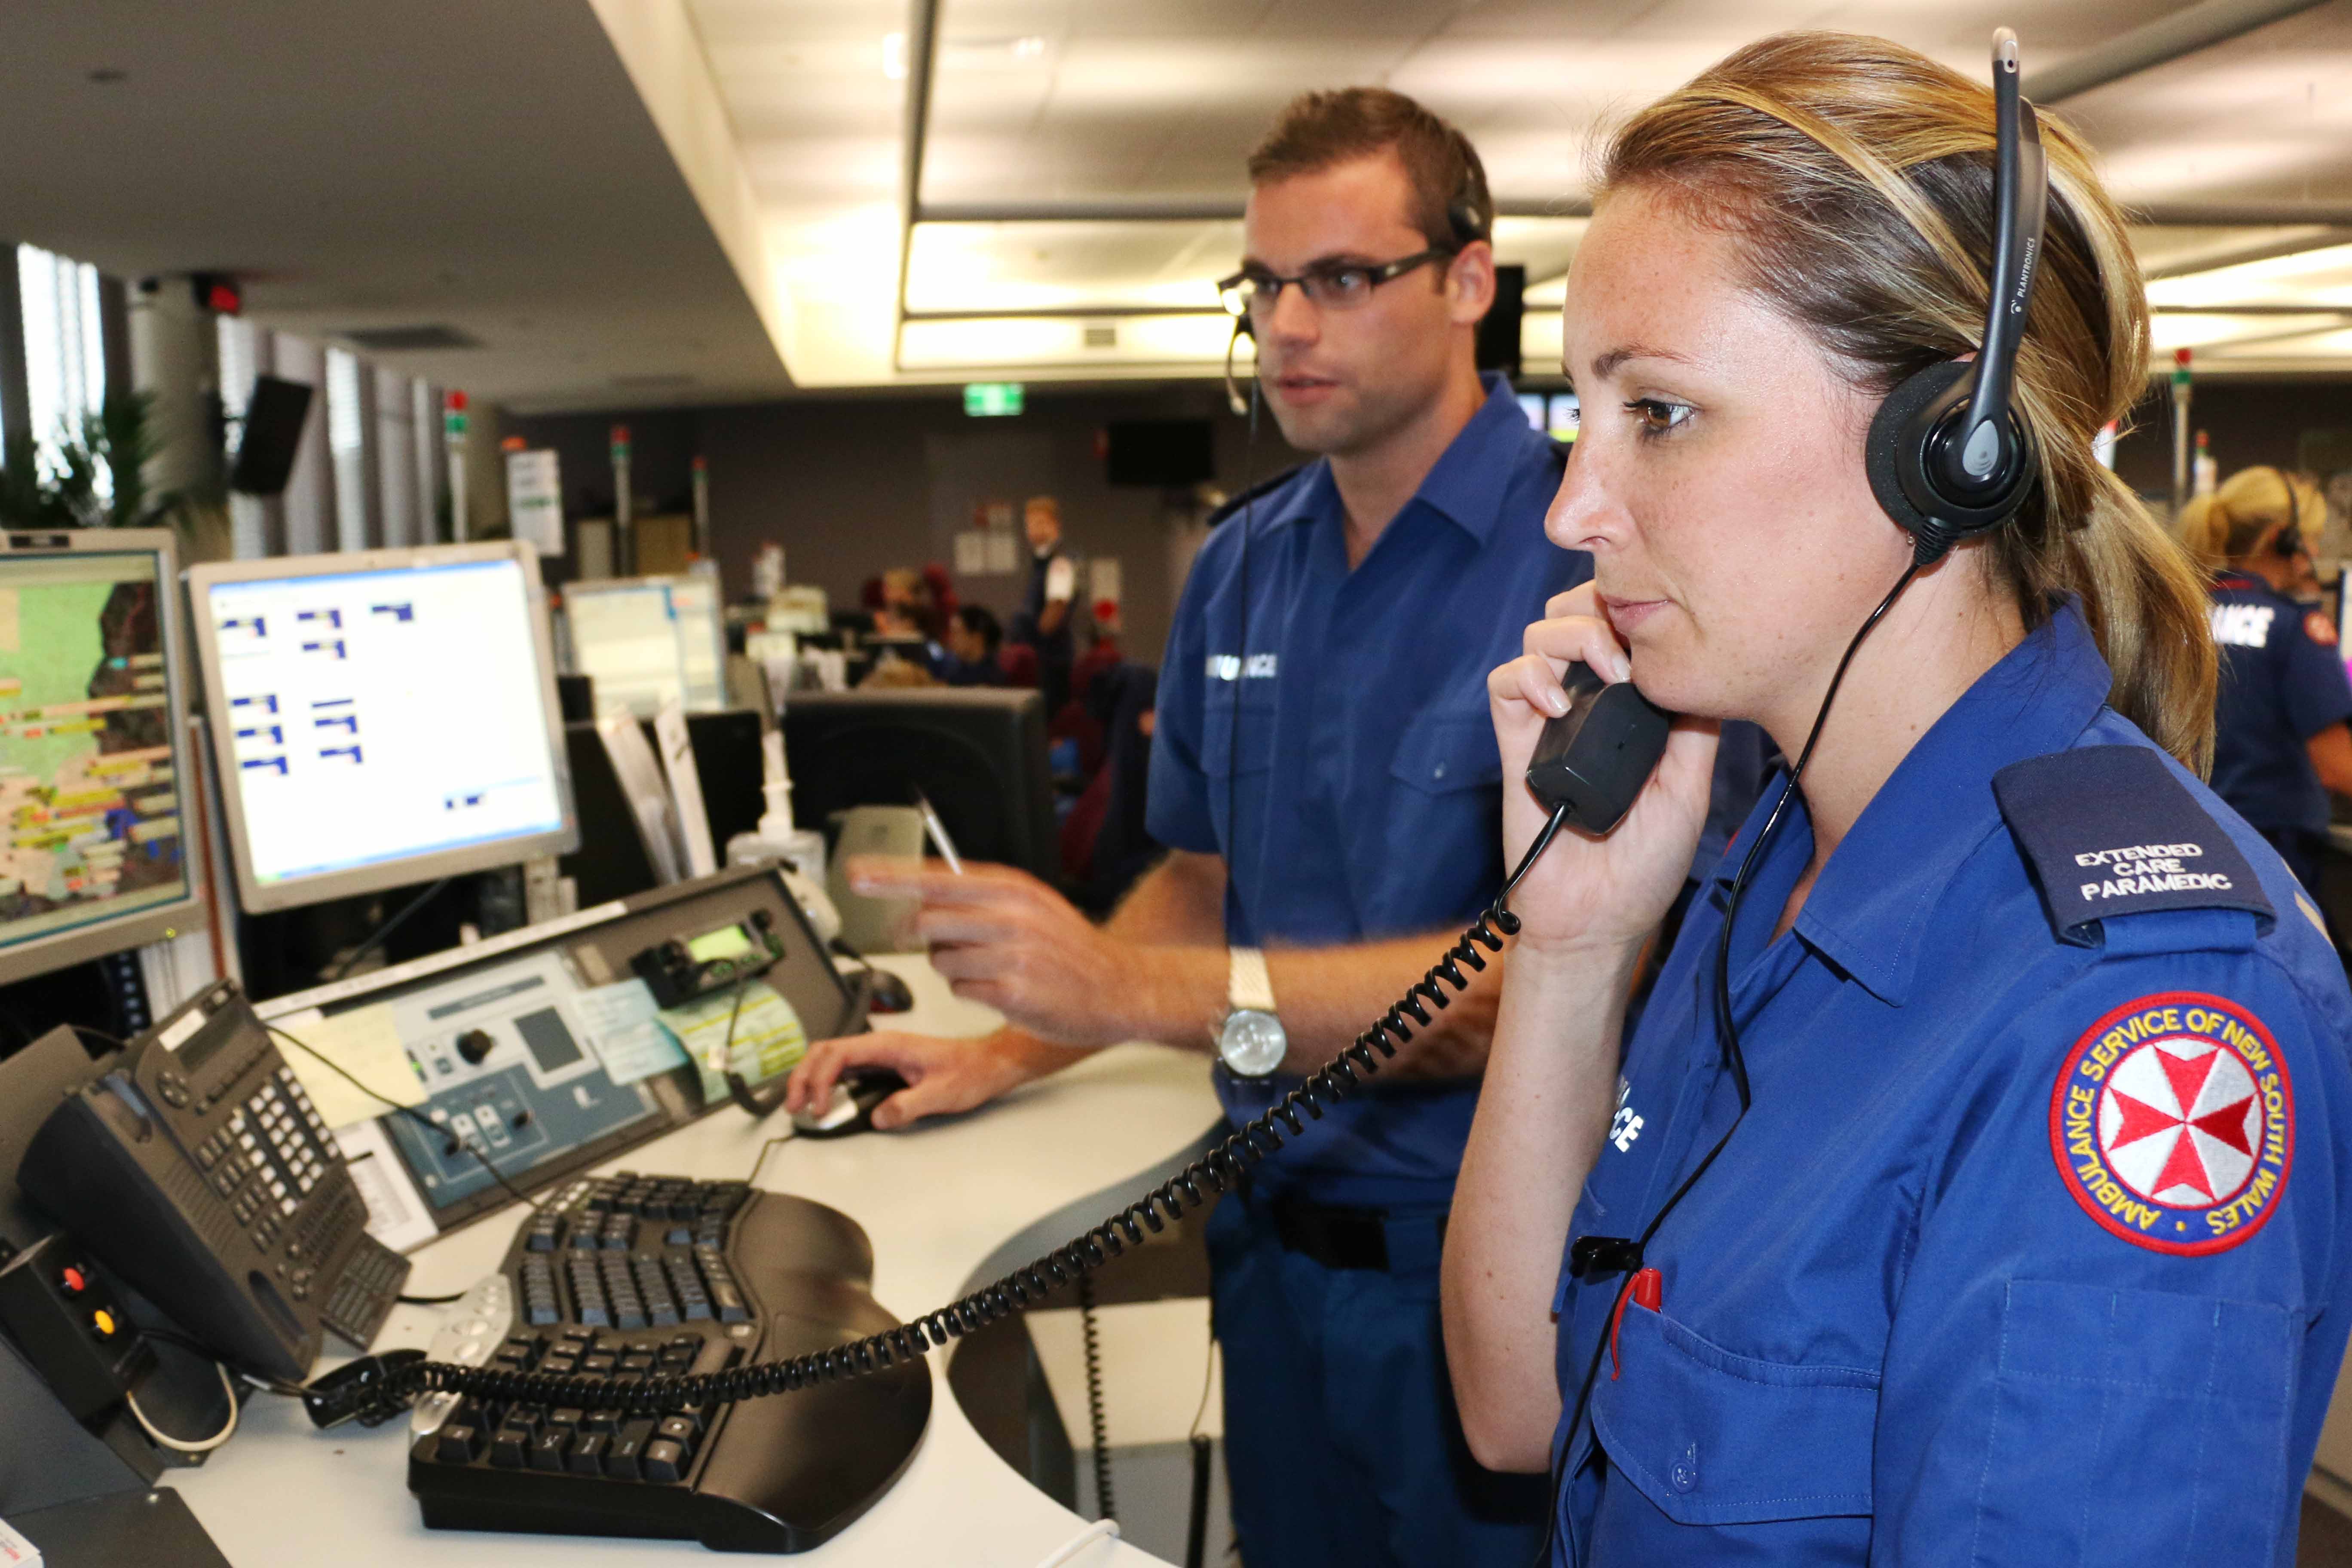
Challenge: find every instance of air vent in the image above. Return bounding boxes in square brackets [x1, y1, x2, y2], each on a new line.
[1083, 323, 1118, 349]
[333, 324, 481, 352]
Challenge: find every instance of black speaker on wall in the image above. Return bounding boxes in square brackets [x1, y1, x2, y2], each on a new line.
[1476, 263, 1525, 379]
[227, 376, 314, 496]
[1103, 420, 1214, 488]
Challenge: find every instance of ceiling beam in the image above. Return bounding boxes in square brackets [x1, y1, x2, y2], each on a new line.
[892, 0, 943, 358]
[2022, 0, 2335, 103]
[913, 196, 1593, 225]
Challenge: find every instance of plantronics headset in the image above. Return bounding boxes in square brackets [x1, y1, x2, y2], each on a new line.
[1862, 27, 2047, 568]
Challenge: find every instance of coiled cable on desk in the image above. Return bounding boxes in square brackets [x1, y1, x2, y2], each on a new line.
[364, 802, 1577, 1424]
[1077, 1270, 1116, 1523]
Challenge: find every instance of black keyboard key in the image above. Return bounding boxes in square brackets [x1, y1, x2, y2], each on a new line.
[435, 1424, 484, 1465]
[641, 1438, 687, 1484]
[606, 1418, 655, 1480]
[524, 1299, 560, 1326]
[619, 1352, 655, 1373]
[583, 1352, 616, 1373]
[540, 1354, 577, 1375]
[582, 1407, 619, 1433]
[489, 1425, 532, 1468]
[548, 1407, 585, 1432]
[713, 1284, 750, 1323]
[656, 1414, 699, 1449]
[528, 1430, 570, 1471]
[567, 1432, 608, 1474]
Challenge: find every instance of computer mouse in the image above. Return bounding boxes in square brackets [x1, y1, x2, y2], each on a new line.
[866, 968, 915, 1014]
[791, 1067, 910, 1139]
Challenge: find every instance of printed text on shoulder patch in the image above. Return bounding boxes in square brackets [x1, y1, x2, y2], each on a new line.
[2049, 991, 2293, 1255]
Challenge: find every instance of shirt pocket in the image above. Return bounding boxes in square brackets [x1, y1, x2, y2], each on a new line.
[1969, 1278, 2294, 1566]
[1387, 711, 1503, 796]
[1199, 686, 1276, 780]
[1589, 1299, 1879, 1526]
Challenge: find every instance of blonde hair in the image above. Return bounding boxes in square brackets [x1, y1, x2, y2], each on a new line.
[1601, 31, 2216, 772]
[2178, 465, 2323, 567]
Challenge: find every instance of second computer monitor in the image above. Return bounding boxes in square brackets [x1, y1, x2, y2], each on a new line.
[563, 574, 726, 717]
[186, 541, 579, 914]
[782, 689, 1057, 882]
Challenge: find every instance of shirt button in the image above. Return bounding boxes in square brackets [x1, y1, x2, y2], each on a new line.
[1669, 1442, 1699, 1493]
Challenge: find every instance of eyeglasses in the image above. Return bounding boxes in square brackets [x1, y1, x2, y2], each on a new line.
[1216, 248, 1456, 319]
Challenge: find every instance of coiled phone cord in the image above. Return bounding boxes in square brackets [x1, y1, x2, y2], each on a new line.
[361, 802, 1577, 1422]
[1076, 1269, 1116, 1523]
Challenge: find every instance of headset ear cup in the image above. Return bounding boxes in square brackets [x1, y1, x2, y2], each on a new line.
[1865, 359, 2035, 565]
[1865, 362, 1968, 541]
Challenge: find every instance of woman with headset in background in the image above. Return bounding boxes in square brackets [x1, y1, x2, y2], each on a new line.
[2184, 466, 2352, 898]
[1442, 30, 2352, 1565]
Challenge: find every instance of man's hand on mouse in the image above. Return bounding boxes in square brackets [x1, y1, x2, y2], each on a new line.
[785, 1028, 1090, 1131]
[845, 856, 1216, 1048]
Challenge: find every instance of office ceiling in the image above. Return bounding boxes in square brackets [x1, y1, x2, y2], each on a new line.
[0, 0, 792, 411]
[8, 0, 2352, 405]
[688, 0, 2352, 386]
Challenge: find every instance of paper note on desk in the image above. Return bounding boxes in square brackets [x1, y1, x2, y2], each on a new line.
[656, 982, 807, 1105]
[273, 1003, 425, 1129]
[575, 978, 688, 1085]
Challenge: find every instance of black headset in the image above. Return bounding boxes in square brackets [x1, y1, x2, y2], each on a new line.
[1862, 28, 2048, 567]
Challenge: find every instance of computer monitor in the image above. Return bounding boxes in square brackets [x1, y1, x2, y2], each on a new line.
[186, 540, 578, 914]
[563, 574, 727, 716]
[782, 689, 1057, 882]
[558, 708, 766, 908]
[0, 530, 205, 986]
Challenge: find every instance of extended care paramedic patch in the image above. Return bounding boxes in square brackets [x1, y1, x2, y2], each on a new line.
[2049, 991, 2293, 1255]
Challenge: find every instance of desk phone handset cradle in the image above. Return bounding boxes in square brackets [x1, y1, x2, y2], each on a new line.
[328, 666, 1660, 1427]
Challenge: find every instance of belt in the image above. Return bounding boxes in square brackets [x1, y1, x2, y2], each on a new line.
[1268, 1194, 1448, 1273]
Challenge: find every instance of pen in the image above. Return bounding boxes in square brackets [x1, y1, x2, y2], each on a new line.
[912, 789, 964, 874]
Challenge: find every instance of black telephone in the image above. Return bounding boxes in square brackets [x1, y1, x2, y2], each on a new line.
[1525, 662, 1674, 832]
[19, 981, 411, 1385]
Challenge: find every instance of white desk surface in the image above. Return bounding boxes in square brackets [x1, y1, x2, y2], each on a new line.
[163, 954, 1224, 1568]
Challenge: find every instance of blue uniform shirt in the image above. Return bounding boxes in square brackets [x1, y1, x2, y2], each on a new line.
[1148, 374, 1586, 1203]
[1550, 602, 2352, 1564]
[2209, 568, 2352, 838]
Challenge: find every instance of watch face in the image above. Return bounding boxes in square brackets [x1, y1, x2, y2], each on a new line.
[1220, 1010, 1287, 1077]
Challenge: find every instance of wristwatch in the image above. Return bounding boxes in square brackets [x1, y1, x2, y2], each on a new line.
[1216, 947, 1287, 1077]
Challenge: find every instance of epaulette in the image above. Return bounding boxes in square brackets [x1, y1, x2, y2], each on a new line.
[1205, 464, 1308, 530]
[1993, 744, 2273, 946]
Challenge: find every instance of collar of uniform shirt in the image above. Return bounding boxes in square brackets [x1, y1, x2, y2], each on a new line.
[1265, 373, 1534, 547]
[1705, 600, 2109, 1006]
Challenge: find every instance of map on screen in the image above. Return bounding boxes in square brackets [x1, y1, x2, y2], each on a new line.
[0, 553, 187, 953]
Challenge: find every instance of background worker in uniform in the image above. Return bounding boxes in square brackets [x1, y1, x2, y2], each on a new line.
[2184, 465, 2352, 896]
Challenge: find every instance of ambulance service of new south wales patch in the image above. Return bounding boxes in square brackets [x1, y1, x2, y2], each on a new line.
[2049, 992, 2293, 1255]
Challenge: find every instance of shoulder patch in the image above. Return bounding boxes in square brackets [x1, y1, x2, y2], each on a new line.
[2307, 609, 2339, 648]
[1994, 745, 2273, 944]
[2050, 991, 2293, 1255]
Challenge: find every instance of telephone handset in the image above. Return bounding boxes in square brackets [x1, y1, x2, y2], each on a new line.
[1524, 662, 1675, 833]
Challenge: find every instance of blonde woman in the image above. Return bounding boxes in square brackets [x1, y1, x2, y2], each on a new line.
[2184, 466, 2352, 895]
[1442, 31, 2352, 1563]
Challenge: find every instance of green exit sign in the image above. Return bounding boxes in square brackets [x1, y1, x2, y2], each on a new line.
[964, 382, 1025, 417]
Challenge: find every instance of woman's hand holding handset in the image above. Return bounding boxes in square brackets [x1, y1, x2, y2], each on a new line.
[1488, 583, 1720, 957]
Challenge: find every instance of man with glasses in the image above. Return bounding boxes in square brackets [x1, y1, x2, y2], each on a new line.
[788, 87, 1579, 1565]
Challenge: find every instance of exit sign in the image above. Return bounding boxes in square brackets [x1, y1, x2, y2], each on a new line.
[964, 382, 1025, 417]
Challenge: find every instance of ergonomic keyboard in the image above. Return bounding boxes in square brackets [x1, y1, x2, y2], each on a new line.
[406, 1172, 931, 1553]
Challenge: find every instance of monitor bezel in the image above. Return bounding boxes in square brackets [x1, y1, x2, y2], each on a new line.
[562, 571, 729, 715]
[0, 528, 208, 988]
[186, 539, 581, 915]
